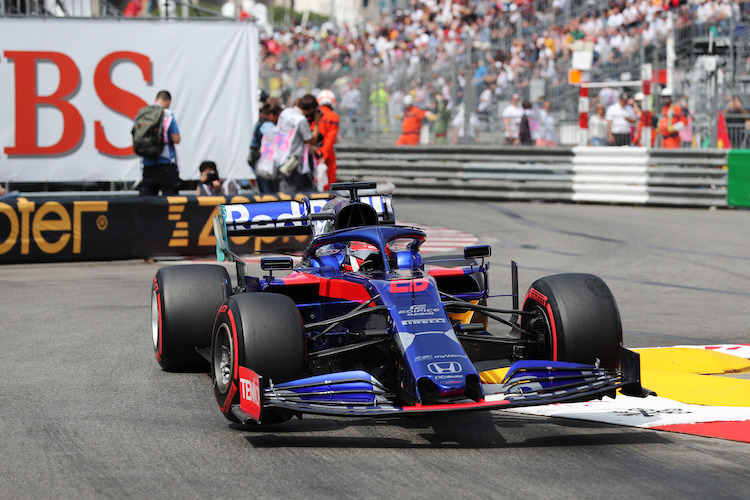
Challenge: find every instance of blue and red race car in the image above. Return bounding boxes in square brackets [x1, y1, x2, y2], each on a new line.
[151, 182, 643, 425]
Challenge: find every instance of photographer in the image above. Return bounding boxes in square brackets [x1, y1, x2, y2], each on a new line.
[195, 161, 239, 197]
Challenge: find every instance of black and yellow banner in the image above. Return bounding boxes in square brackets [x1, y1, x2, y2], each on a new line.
[0, 193, 331, 264]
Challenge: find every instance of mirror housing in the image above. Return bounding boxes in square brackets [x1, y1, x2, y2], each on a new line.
[464, 245, 491, 260]
[260, 257, 294, 271]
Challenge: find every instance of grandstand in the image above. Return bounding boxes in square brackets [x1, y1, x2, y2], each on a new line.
[3, 0, 750, 147]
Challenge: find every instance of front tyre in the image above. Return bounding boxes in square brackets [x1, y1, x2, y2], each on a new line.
[212, 293, 306, 424]
[152, 264, 230, 371]
[521, 273, 622, 369]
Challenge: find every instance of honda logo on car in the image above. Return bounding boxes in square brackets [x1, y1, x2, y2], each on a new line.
[427, 362, 462, 375]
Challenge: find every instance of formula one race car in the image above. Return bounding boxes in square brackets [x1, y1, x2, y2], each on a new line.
[151, 182, 643, 425]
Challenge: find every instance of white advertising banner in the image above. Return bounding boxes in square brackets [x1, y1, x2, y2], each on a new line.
[0, 18, 258, 183]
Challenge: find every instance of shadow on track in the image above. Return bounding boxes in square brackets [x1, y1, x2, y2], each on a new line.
[240, 411, 670, 449]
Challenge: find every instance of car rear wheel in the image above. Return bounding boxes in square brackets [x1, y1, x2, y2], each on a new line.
[212, 293, 306, 424]
[151, 264, 230, 371]
[521, 273, 622, 369]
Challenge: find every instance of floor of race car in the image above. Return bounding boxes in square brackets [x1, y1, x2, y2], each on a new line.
[481, 344, 750, 443]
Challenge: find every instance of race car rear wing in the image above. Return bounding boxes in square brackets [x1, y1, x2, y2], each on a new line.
[213, 193, 395, 263]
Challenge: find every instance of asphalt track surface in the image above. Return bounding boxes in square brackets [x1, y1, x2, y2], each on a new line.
[2, 200, 749, 499]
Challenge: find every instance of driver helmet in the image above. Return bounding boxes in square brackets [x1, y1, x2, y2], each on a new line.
[345, 242, 381, 272]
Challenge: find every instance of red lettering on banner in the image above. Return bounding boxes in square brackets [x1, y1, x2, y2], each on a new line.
[94, 51, 151, 156]
[390, 279, 430, 293]
[4, 51, 84, 156]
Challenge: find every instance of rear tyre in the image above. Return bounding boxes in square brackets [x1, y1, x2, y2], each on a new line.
[212, 293, 306, 424]
[152, 264, 230, 371]
[521, 273, 622, 368]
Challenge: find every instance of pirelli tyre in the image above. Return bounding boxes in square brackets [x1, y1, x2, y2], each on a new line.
[212, 293, 306, 424]
[151, 264, 230, 371]
[521, 273, 622, 369]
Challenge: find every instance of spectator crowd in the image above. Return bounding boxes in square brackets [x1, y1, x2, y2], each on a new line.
[254, 0, 749, 148]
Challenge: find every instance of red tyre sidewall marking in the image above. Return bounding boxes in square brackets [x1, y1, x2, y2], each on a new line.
[220, 307, 239, 414]
[524, 287, 558, 362]
[546, 302, 558, 362]
[153, 277, 163, 362]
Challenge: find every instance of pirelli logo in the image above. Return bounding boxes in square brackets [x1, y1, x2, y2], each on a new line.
[527, 288, 548, 306]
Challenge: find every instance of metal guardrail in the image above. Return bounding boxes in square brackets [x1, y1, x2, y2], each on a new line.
[336, 146, 729, 208]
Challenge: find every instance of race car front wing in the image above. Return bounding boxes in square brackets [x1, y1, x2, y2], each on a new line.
[230, 348, 643, 425]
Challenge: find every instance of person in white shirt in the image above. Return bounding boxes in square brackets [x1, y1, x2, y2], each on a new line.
[606, 92, 637, 146]
[502, 93, 523, 145]
[535, 100, 557, 147]
[477, 82, 495, 115]
[589, 103, 608, 146]
[451, 104, 480, 144]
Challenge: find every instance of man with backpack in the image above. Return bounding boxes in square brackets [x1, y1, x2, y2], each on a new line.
[132, 90, 181, 196]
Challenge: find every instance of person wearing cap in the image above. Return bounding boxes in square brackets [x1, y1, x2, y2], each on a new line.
[313, 90, 339, 190]
[658, 87, 687, 149]
[502, 94, 523, 145]
[396, 94, 434, 146]
[606, 92, 637, 146]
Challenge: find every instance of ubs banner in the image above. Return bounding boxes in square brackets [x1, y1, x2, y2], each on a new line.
[0, 18, 258, 183]
[0, 194, 328, 264]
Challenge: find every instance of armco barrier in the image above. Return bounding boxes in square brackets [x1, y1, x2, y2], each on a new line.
[336, 145, 729, 207]
[0, 192, 330, 265]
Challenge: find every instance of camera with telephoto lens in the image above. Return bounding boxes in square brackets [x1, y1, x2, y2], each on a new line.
[205, 170, 219, 183]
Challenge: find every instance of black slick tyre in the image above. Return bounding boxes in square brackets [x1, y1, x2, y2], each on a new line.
[151, 264, 230, 371]
[212, 293, 306, 424]
[521, 273, 622, 369]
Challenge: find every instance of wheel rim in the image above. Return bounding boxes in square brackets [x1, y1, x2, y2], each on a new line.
[527, 305, 552, 359]
[213, 324, 234, 394]
[151, 289, 159, 351]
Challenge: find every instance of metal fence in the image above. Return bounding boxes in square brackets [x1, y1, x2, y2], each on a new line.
[257, 3, 750, 150]
[5, 0, 750, 149]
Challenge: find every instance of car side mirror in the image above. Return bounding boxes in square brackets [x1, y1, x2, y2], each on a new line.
[464, 245, 491, 260]
[261, 257, 294, 271]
